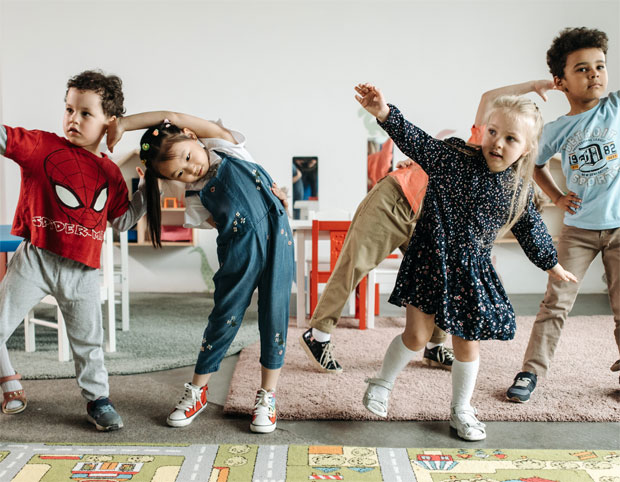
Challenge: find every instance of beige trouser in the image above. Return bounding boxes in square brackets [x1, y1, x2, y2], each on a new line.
[310, 176, 447, 345]
[522, 224, 620, 376]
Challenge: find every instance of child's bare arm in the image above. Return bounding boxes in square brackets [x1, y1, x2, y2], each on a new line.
[107, 111, 235, 151]
[533, 164, 582, 214]
[474, 80, 556, 126]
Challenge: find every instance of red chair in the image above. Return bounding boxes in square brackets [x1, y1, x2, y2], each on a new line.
[309, 220, 370, 330]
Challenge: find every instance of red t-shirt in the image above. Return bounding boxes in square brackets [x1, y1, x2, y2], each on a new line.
[4, 126, 129, 268]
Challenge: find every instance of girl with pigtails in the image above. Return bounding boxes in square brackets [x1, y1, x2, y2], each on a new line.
[108, 112, 294, 434]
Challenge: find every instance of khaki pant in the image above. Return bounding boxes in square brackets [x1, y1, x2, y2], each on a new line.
[523, 224, 620, 376]
[310, 176, 447, 345]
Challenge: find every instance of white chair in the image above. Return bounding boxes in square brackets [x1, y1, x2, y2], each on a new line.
[23, 226, 119, 361]
[367, 252, 403, 329]
[115, 230, 130, 332]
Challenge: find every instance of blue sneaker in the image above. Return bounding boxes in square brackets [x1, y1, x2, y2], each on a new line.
[506, 371, 537, 403]
[87, 397, 124, 431]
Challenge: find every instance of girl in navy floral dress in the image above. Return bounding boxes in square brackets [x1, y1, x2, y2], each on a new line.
[355, 83, 577, 441]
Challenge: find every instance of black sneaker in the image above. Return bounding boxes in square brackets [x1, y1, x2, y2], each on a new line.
[87, 397, 124, 431]
[299, 328, 343, 373]
[422, 345, 455, 370]
[506, 371, 537, 403]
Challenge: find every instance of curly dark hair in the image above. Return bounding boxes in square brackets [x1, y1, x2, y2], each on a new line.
[547, 27, 608, 79]
[65, 70, 126, 117]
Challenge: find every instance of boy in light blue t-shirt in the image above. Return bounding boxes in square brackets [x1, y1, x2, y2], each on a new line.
[507, 27, 620, 402]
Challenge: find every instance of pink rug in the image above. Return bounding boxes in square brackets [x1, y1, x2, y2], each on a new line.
[223, 316, 619, 422]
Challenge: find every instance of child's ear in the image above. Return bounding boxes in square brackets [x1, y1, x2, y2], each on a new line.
[182, 127, 198, 140]
[553, 76, 565, 91]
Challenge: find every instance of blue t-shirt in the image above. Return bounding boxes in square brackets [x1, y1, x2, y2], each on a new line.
[536, 90, 620, 230]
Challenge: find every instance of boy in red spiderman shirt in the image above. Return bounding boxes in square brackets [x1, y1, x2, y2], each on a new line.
[0, 70, 145, 431]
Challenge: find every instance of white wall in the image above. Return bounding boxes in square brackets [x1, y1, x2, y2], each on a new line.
[1, 0, 618, 293]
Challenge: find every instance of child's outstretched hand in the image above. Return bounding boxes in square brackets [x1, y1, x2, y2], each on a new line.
[546, 263, 578, 283]
[554, 190, 582, 214]
[106, 117, 125, 153]
[271, 182, 289, 210]
[354, 83, 390, 122]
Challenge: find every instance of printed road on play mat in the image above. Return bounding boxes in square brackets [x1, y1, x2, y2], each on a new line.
[0, 443, 618, 481]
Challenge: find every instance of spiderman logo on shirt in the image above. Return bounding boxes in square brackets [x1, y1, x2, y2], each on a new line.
[44, 148, 108, 230]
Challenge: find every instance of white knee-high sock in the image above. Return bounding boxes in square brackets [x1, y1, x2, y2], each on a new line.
[378, 335, 420, 384]
[0, 344, 21, 393]
[451, 358, 480, 411]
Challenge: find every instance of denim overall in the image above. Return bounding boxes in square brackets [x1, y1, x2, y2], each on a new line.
[190, 153, 295, 373]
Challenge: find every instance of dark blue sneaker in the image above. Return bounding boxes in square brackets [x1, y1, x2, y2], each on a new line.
[87, 397, 124, 431]
[506, 371, 537, 403]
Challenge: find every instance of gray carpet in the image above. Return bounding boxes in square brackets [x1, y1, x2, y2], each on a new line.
[6, 292, 260, 379]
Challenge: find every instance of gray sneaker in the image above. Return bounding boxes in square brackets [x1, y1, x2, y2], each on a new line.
[506, 371, 537, 403]
[87, 397, 124, 431]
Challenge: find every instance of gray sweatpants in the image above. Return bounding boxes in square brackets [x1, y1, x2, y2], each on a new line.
[0, 241, 107, 401]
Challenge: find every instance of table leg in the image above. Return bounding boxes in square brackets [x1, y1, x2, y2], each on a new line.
[295, 230, 308, 328]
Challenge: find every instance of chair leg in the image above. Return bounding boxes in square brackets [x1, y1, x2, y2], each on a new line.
[356, 277, 367, 330]
[24, 311, 35, 353]
[310, 271, 318, 317]
[375, 283, 380, 316]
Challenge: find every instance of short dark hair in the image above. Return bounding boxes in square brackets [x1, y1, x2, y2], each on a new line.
[547, 27, 608, 79]
[65, 70, 125, 117]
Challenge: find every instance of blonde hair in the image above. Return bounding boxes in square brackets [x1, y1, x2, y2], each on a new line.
[486, 95, 544, 237]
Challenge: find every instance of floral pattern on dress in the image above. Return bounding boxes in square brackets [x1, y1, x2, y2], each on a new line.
[381, 105, 557, 340]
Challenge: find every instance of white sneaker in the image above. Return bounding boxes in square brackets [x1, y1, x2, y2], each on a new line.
[449, 406, 486, 441]
[166, 383, 208, 428]
[363, 377, 393, 418]
[250, 389, 277, 433]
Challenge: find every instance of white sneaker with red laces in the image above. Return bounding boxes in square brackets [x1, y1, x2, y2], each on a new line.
[166, 383, 208, 428]
[250, 389, 277, 433]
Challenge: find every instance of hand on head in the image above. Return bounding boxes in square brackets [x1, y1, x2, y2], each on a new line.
[532, 80, 558, 102]
[106, 117, 124, 153]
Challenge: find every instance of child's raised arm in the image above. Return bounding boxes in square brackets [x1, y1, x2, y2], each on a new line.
[474, 80, 556, 127]
[107, 111, 235, 152]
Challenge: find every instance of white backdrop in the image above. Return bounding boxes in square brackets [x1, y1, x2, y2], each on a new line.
[1, 0, 618, 293]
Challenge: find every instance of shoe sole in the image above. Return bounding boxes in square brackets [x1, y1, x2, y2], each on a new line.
[363, 401, 387, 418]
[506, 395, 530, 403]
[298, 334, 343, 374]
[166, 402, 208, 428]
[449, 421, 486, 441]
[2, 401, 27, 415]
[250, 422, 276, 433]
[421, 358, 452, 371]
[87, 415, 124, 432]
